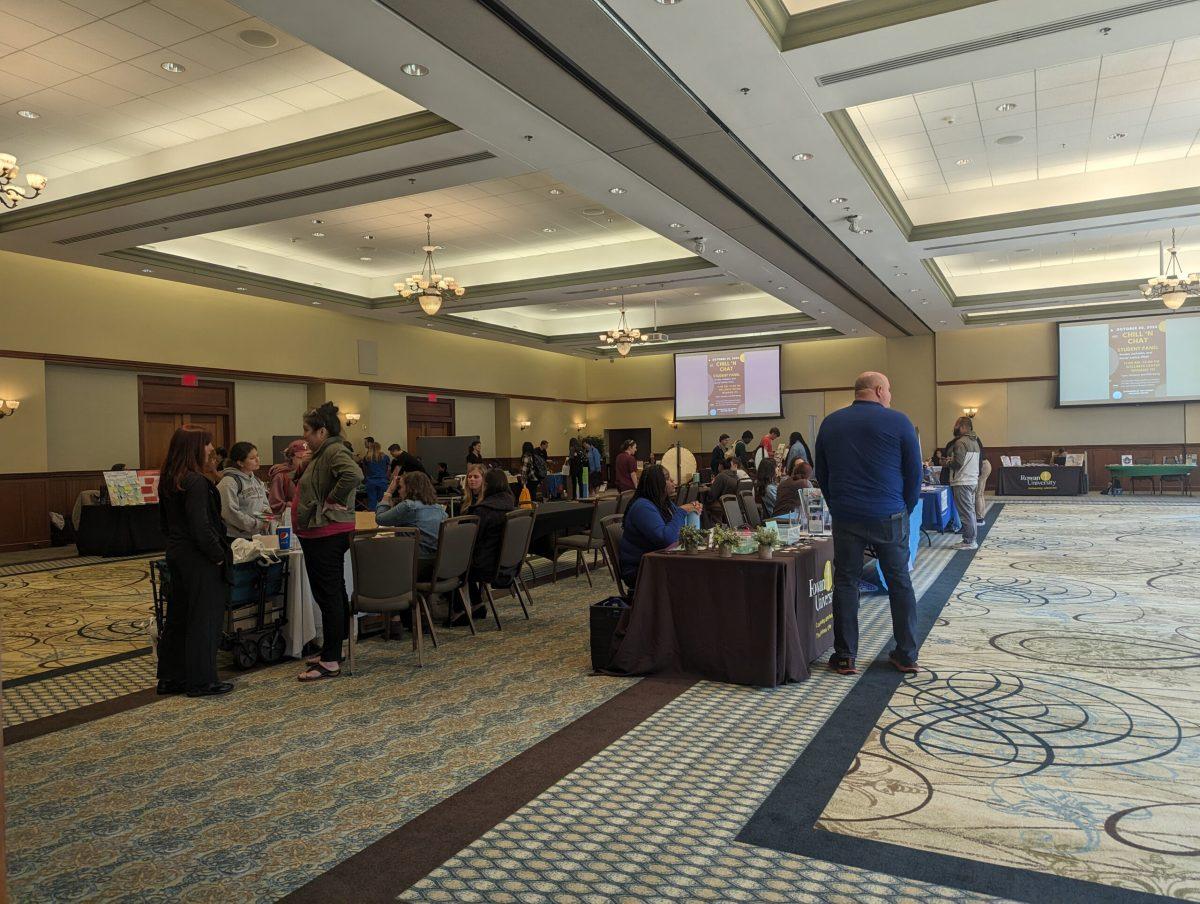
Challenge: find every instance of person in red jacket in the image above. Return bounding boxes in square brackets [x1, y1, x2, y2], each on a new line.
[759, 427, 781, 461]
[614, 439, 639, 492]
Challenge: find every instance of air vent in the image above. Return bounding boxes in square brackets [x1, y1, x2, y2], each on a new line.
[816, 0, 1190, 85]
[56, 151, 495, 246]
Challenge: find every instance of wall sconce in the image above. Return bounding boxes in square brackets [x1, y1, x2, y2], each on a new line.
[0, 399, 20, 419]
[668, 420, 680, 430]
[518, 419, 531, 431]
[573, 421, 587, 432]
[962, 407, 978, 418]
[344, 412, 362, 426]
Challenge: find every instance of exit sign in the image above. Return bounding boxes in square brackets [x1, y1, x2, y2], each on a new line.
[181, 374, 198, 387]
[427, 393, 437, 403]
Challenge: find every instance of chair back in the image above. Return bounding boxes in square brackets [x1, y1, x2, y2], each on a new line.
[720, 494, 745, 528]
[739, 490, 762, 528]
[496, 508, 535, 575]
[737, 478, 755, 495]
[675, 483, 688, 505]
[600, 514, 628, 597]
[588, 495, 620, 540]
[432, 515, 480, 582]
[684, 483, 699, 505]
[615, 489, 634, 514]
[351, 530, 418, 609]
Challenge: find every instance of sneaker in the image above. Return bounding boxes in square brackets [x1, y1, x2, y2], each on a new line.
[955, 541, 978, 550]
[888, 653, 920, 674]
[829, 655, 858, 676]
[976, 519, 985, 526]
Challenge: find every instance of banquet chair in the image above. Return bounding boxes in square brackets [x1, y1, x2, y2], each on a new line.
[720, 494, 745, 528]
[1130, 458, 1156, 494]
[348, 529, 433, 671]
[675, 484, 689, 506]
[414, 515, 480, 634]
[737, 478, 755, 496]
[479, 509, 535, 630]
[600, 514, 631, 600]
[1159, 460, 1188, 495]
[615, 489, 634, 514]
[553, 496, 619, 587]
[684, 483, 700, 505]
[739, 490, 762, 528]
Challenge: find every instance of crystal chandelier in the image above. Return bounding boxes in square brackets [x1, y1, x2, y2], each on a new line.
[1140, 228, 1198, 311]
[394, 213, 464, 315]
[0, 153, 47, 210]
[599, 295, 647, 357]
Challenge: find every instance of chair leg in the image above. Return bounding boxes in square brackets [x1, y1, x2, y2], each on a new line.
[516, 574, 534, 609]
[418, 593, 439, 648]
[484, 584, 502, 630]
[510, 583, 530, 620]
[458, 587, 477, 635]
[600, 546, 616, 583]
[580, 550, 593, 588]
[552, 544, 560, 583]
[347, 615, 355, 676]
[413, 602, 424, 667]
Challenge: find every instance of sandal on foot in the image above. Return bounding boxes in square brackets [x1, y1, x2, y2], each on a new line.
[298, 662, 341, 682]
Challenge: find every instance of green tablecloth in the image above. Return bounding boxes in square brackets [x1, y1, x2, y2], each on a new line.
[1105, 464, 1196, 476]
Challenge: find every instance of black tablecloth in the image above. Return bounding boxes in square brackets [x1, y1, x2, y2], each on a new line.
[76, 504, 166, 557]
[606, 540, 834, 687]
[528, 501, 594, 559]
[995, 466, 1088, 496]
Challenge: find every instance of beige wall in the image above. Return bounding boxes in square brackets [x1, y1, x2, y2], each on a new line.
[503, 399, 589, 457]
[45, 365, 140, 471]
[0, 358, 48, 474]
[368, 389, 497, 455]
[234, 380, 309, 461]
[936, 323, 1057, 382]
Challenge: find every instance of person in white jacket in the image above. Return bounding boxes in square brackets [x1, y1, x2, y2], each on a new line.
[947, 417, 982, 550]
[217, 442, 272, 539]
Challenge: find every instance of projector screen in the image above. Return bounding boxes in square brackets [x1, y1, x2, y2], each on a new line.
[1059, 312, 1200, 406]
[674, 346, 783, 421]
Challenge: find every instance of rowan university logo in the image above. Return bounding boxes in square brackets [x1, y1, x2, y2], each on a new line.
[823, 559, 833, 590]
[1040, 470, 1052, 482]
[811, 560, 834, 612]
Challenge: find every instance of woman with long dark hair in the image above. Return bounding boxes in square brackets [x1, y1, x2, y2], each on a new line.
[784, 430, 812, 473]
[294, 402, 361, 682]
[756, 457, 779, 513]
[465, 468, 516, 624]
[772, 458, 813, 517]
[157, 426, 233, 697]
[618, 464, 702, 587]
[520, 440, 545, 500]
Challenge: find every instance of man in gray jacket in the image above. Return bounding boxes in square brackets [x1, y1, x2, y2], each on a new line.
[948, 416, 981, 550]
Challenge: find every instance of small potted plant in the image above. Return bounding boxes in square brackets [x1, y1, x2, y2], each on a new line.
[711, 525, 738, 558]
[678, 524, 705, 554]
[753, 525, 777, 559]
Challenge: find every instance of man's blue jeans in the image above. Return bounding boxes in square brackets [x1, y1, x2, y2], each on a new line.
[831, 512, 919, 665]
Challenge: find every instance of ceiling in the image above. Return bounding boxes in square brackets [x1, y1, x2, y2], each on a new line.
[2, 0, 1199, 354]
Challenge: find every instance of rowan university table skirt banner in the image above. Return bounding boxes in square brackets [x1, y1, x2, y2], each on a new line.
[995, 465, 1088, 496]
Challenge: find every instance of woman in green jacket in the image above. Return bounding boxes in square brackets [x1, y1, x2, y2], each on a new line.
[295, 402, 361, 681]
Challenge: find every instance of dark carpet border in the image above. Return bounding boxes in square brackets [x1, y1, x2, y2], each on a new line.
[736, 504, 1177, 904]
[5, 687, 162, 746]
[6, 647, 152, 689]
[282, 675, 697, 904]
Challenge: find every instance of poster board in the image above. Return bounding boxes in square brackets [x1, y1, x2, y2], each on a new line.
[104, 469, 160, 505]
[415, 434, 480, 475]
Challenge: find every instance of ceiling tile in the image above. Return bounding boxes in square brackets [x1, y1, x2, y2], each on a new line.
[890, 160, 942, 179]
[1135, 145, 1190, 164]
[974, 71, 1035, 102]
[857, 95, 919, 123]
[867, 115, 925, 140]
[90, 60, 173, 94]
[876, 130, 932, 153]
[4, 0, 95, 32]
[1097, 68, 1164, 97]
[26, 35, 119, 74]
[1150, 99, 1200, 123]
[127, 50, 215, 84]
[1036, 58, 1101, 90]
[149, 0, 248, 29]
[69, 19, 160, 61]
[150, 83, 226, 115]
[56, 75, 136, 105]
[1155, 79, 1200, 106]
[131, 124, 189, 147]
[196, 105, 263, 129]
[234, 94, 300, 122]
[913, 84, 976, 113]
[946, 177, 993, 192]
[107, 4, 202, 46]
[1036, 101, 1096, 126]
[66, 0, 141, 14]
[161, 115, 225, 139]
[1162, 59, 1200, 86]
[168, 33, 256, 71]
[109, 96, 181, 126]
[1168, 36, 1200, 64]
[210, 17, 302, 59]
[313, 70, 384, 101]
[885, 146, 937, 166]
[928, 120, 983, 147]
[921, 104, 978, 131]
[271, 82, 341, 111]
[980, 111, 1037, 137]
[0, 51, 79, 88]
[1037, 82, 1096, 109]
[1100, 45, 1170, 77]
[1094, 88, 1159, 116]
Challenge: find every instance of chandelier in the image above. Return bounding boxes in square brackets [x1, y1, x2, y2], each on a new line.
[599, 295, 647, 357]
[394, 213, 464, 315]
[1140, 228, 1198, 311]
[0, 153, 47, 210]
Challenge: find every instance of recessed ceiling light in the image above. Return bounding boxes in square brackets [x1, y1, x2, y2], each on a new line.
[910, 289, 919, 293]
[860, 229, 873, 235]
[987, 258, 999, 263]
[17, 109, 39, 119]
[542, 227, 556, 233]
[312, 232, 324, 237]
[955, 158, 971, 166]
[362, 234, 374, 240]
[311, 219, 323, 224]
[818, 310, 827, 315]
[829, 197, 847, 204]
[140, 268, 152, 273]
[607, 301, 617, 305]
[359, 256, 372, 261]
[799, 299, 809, 304]
[921, 301, 929, 305]
[669, 222, 684, 229]
[608, 187, 626, 195]
[160, 61, 185, 73]
[939, 320, 947, 324]
[995, 134, 1024, 146]
[1109, 132, 1127, 140]
[942, 115, 957, 125]
[655, 0, 682, 4]
[548, 188, 563, 196]
[995, 102, 1017, 112]
[793, 152, 813, 161]
[238, 28, 278, 48]
[401, 63, 429, 77]
[236, 287, 246, 292]
[850, 328, 858, 333]
[581, 206, 606, 216]
[713, 248, 726, 254]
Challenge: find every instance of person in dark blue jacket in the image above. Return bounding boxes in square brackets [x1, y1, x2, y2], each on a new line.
[815, 371, 923, 677]
[618, 464, 702, 588]
[710, 434, 731, 474]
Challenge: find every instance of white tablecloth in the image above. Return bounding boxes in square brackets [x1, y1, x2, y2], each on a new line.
[282, 547, 354, 658]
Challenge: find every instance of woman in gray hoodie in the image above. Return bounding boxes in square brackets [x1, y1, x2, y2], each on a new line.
[217, 441, 272, 539]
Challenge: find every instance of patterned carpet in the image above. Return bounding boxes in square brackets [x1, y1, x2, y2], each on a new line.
[402, 528, 1002, 904]
[817, 501, 1200, 898]
[5, 574, 636, 903]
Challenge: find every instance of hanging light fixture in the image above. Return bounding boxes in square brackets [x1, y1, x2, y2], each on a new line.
[598, 294, 646, 357]
[0, 153, 47, 209]
[394, 213, 465, 315]
[1140, 228, 1199, 311]
[641, 292, 670, 344]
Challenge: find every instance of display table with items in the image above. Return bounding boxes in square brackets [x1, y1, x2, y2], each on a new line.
[76, 504, 166, 557]
[528, 500, 595, 560]
[1105, 463, 1195, 495]
[606, 538, 834, 687]
[995, 465, 1088, 496]
[920, 485, 955, 532]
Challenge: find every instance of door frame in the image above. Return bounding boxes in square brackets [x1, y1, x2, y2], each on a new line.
[405, 396, 456, 452]
[137, 375, 235, 468]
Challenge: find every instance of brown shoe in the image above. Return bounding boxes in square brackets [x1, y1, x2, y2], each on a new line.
[888, 653, 920, 674]
[829, 655, 857, 676]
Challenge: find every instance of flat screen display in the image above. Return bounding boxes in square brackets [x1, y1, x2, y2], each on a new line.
[674, 346, 783, 420]
[1058, 312, 1200, 406]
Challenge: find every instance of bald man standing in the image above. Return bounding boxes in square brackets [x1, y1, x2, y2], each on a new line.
[814, 371, 923, 675]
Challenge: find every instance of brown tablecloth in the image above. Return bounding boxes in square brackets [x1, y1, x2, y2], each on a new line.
[606, 540, 834, 687]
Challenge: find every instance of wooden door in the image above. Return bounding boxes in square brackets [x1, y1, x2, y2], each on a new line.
[406, 397, 455, 453]
[407, 420, 451, 453]
[138, 376, 235, 468]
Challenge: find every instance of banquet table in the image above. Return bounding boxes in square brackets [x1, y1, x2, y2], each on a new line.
[606, 539, 834, 687]
[1105, 463, 1195, 495]
[995, 465, 1088, 496]
[528, 500, 594, 560]
[920, 485, 955, 532]
[76, 503, 166, 557]
[280, 544, 354, 659]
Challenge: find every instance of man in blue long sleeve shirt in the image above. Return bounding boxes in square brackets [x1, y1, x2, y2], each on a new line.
[814, 372, 923, 675]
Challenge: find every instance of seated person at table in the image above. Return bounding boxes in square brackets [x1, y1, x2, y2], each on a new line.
[705, 455, 740, 524]
[217, 442, 272, 539]
[772, 460, 813, 517]
[463, 469, 516, 627]
[756, 458, 779, 512]
[461, 464, 484, 513]
[435, 462, 451, 485]
[619, 465, 702, 588]
[1053, 447, 1068, 467]
[376, 470, 447, 562]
